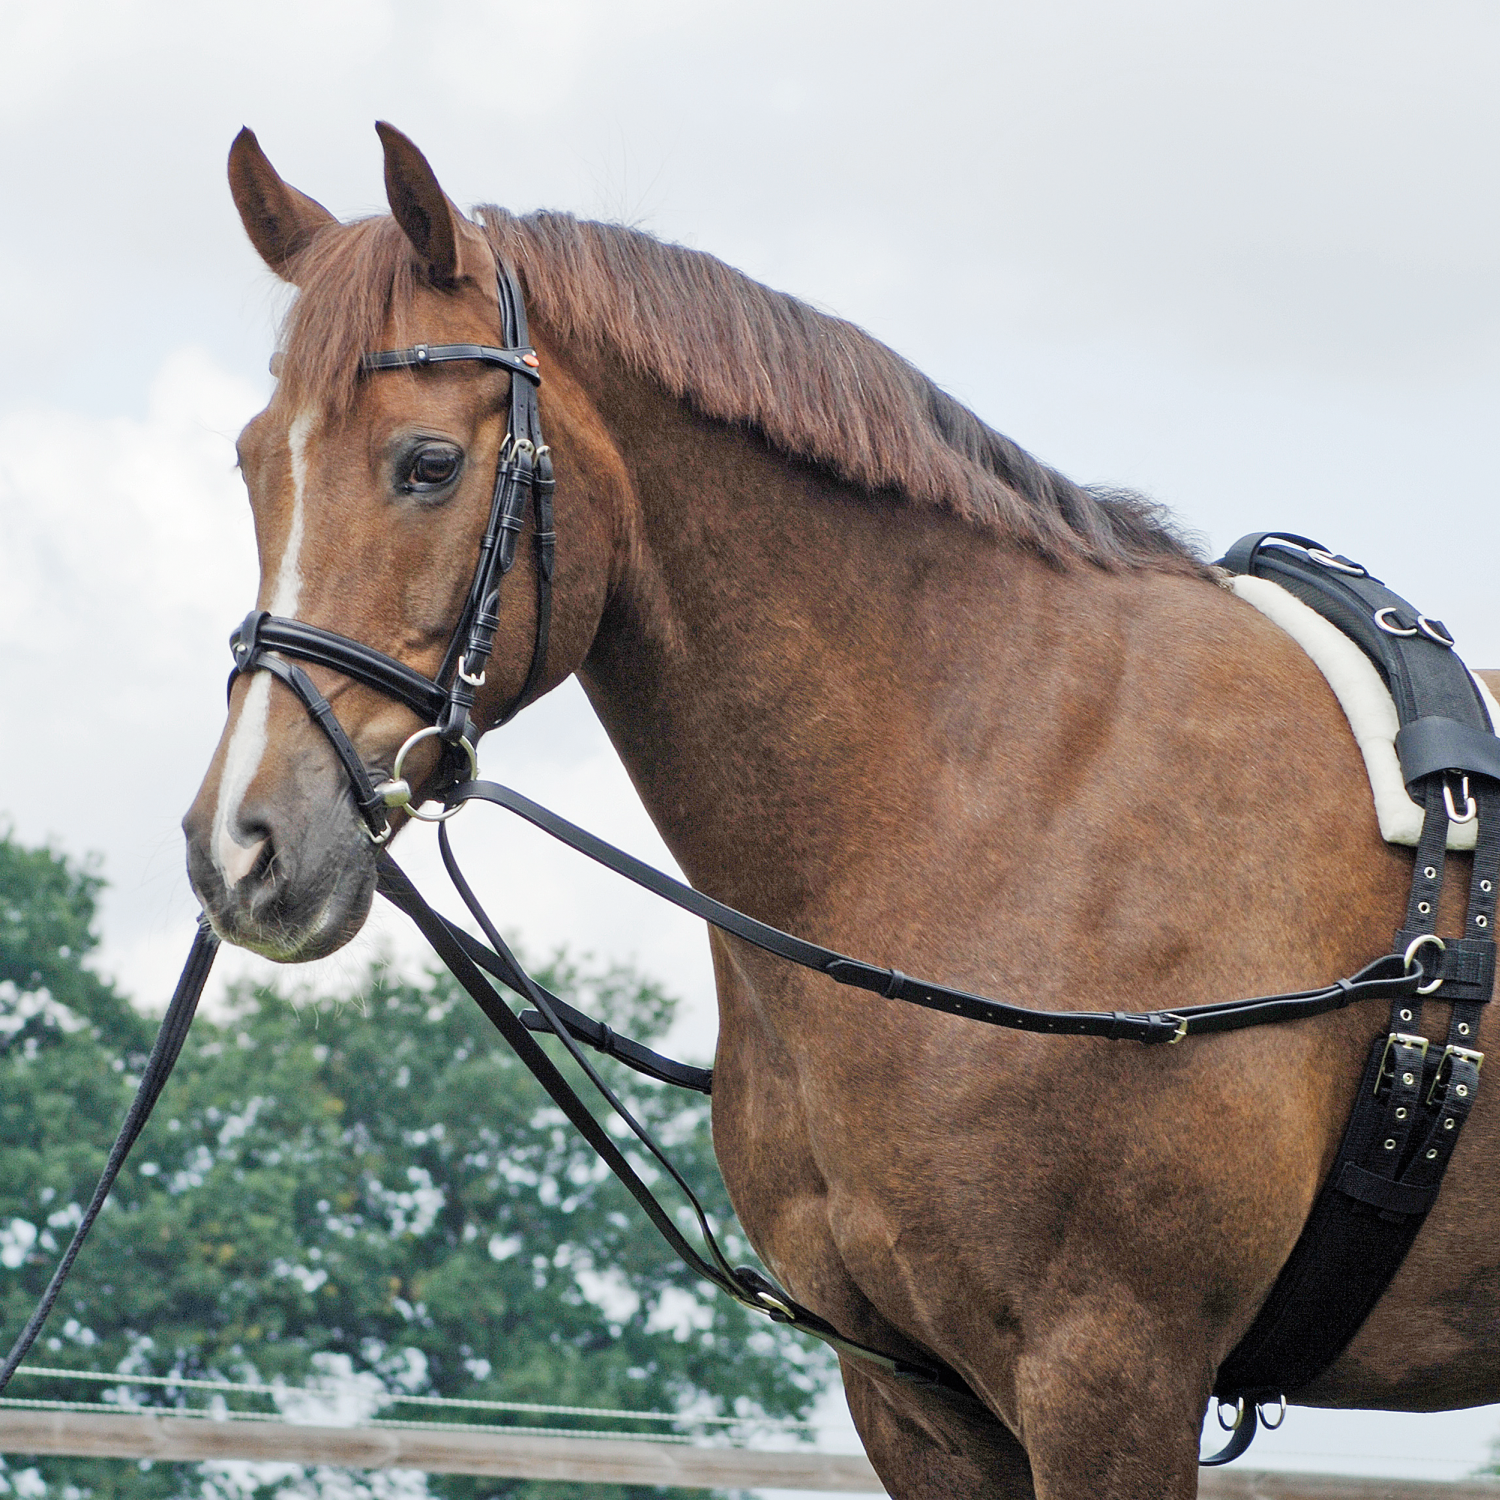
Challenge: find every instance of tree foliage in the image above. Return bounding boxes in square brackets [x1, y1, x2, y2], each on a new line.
[0, 832, 831, 1500]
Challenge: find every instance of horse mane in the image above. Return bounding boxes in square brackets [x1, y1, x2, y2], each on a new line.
[278, 210, 1206, 572]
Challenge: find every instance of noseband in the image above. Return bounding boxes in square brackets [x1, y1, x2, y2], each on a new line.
[229, 260, 554, 844]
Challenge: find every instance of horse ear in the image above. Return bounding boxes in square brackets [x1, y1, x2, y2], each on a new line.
[227, 127, 337, 283]
[376, 121, 470, 286]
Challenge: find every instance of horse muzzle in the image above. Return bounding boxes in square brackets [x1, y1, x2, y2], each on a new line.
[183, 727, 379, 963]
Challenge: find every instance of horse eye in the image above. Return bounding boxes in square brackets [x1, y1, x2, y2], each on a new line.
[404, 444, 462, 492]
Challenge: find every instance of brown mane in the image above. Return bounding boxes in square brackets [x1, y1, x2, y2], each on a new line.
[279, 210, 1205, 571]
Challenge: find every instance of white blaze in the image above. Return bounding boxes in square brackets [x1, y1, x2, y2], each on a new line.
[212, 411, 315, 887]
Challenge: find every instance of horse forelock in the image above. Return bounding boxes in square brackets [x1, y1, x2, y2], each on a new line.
[276, 216, 424, 420]
[275, 206, 1206, 573]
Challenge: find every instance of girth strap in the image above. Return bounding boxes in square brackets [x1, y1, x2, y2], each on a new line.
[1208, 534, 1500, 1457]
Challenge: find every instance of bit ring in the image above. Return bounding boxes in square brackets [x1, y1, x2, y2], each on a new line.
[374, 727, 479, 824]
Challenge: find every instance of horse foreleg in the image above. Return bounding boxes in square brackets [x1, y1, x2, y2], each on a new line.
[841, 1360, 1036, 1499]
[1010, 1292, 1206, 1500]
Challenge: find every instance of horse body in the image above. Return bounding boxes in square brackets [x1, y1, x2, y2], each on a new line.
[183, 126, 1500, 1497]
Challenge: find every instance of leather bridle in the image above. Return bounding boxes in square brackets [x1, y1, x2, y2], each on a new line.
[228, 259, 554, 844]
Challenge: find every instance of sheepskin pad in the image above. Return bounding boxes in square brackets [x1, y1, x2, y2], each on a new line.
[1232, 575, 1499, 850]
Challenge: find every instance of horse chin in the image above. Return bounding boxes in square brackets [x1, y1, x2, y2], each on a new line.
[215, 870, 376, 964]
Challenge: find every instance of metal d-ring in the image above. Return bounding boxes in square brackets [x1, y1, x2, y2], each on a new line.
[1374, 608, 1417, 638]
[1307, 547, 1366, 576]
[1257, 1395, 1287, 1430]
[373, 727, 479, 825]
[1418, 616, 1456, 647]
[1445, 774, 1478, 826]
[1216, 1397, 1245, 1432]
[1404, 933, 1447, 995]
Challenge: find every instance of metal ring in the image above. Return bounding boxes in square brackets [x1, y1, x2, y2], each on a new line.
[1216, 1398, 1245, 1433]
[1373, 608, 1417, 638]
[1418, 616, 1455, 647]
[1307, 547, 1366, 576]
[1404, 933, 1446, 995]
[388, 727, 479, 824]
[1444, 775, 1478, 826]
[750, 1287, 795, 1319]
[1257, 1396, 1287, 1430]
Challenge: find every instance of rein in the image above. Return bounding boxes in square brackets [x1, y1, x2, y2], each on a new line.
[6, 255, 1496, 1466]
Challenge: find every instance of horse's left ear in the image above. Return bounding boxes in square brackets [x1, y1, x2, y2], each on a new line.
[376, 122, 473, 286]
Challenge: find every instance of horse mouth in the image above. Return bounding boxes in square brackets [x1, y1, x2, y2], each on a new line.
[185, 797, 379, 964]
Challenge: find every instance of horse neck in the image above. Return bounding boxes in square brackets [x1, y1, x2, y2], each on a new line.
[570, 363, 1142, 929]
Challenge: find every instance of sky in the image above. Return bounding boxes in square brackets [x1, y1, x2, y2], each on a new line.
[2, 0, 1499, 1487]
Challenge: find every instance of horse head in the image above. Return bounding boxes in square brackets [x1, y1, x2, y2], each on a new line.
[183, 125, 619, 961]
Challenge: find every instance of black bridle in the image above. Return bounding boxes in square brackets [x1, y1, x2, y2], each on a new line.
[229, 259, 555, 845]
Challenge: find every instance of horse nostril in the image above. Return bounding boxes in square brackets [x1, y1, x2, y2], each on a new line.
[218, 817, 273, 891]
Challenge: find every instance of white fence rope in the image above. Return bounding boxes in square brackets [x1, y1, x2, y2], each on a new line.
[7, 1363, 814, 1442]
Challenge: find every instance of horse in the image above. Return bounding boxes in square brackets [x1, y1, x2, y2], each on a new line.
[182, 123, 1500, 1498]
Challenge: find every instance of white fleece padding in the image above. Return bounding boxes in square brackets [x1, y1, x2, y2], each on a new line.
[1231, 575, 1500, 850]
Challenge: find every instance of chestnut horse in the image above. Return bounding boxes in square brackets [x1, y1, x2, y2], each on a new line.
[184, 125, 1500, 1498]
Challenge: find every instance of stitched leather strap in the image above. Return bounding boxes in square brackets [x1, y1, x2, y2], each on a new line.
[0, 922, 219, 1393]
[232, 612, 447, 724]
[359, 342, 541, 383]
[444, 778, 1426, 1045]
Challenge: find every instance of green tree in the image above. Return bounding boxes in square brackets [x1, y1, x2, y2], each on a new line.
[0, 831, 832, 1500]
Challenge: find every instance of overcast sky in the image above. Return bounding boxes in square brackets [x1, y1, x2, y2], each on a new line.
[3, 0, 1499, 1483]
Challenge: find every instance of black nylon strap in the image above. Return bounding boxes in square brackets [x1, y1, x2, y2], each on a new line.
[1212, 532, 1499, 1432]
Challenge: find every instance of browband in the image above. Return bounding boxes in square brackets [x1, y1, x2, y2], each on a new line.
[360, 342, 541, 382]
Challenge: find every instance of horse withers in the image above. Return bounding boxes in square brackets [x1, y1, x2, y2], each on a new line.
[183, 124, 1500, 1498]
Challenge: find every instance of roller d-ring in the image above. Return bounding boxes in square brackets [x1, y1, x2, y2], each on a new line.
[373, 727, 479, 824]
[1444, 774, 1478, 826]
[1404, 932, 1447, 995]
[1257, 1395, 1287, 1430]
